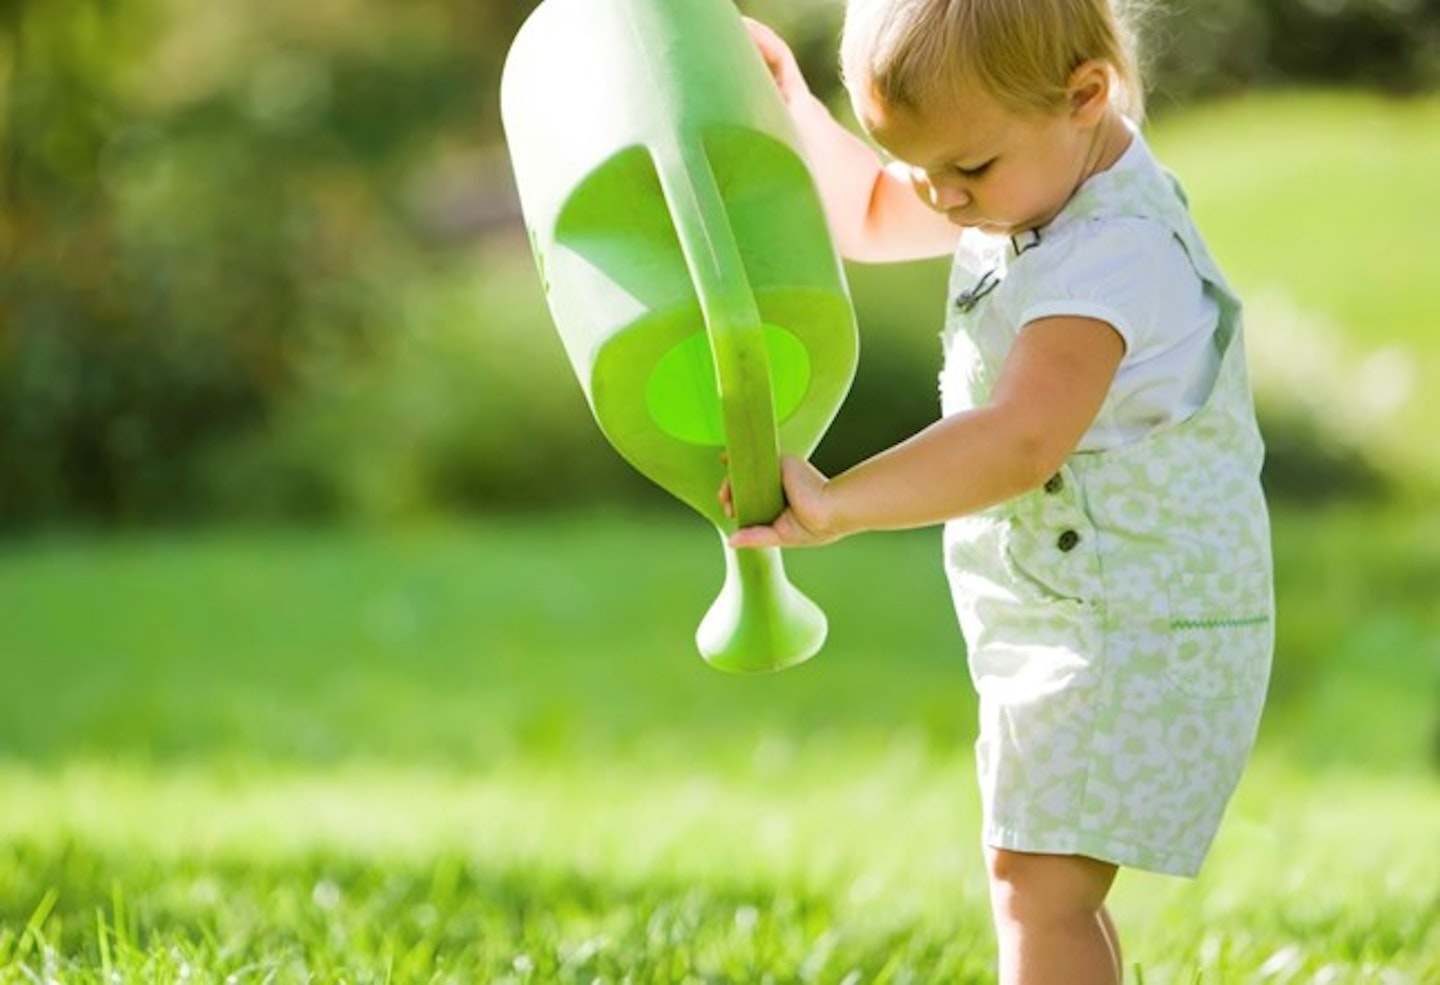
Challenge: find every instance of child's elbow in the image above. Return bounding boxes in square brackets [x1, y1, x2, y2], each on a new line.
[1009, 428, 1074, 494]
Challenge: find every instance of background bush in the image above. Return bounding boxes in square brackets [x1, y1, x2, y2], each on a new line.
[1, 0, 1435, 529]
[1147, 0, 1440, 106]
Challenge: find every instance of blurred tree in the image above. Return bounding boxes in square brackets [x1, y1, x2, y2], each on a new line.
[0, 0, 508, 527]
[1, 0, 185, 523]
[1147, 0, 1440, 107]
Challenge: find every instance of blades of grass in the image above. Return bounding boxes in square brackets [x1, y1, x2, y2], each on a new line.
[110, 881, 132, 959]
[16, 889, 58, 962]
[96, 907, 113, 979]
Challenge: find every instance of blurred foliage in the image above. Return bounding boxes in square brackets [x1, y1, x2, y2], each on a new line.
[1, 0, 1436, 529]
[0, 0, 532, 526]
[1145, 0, 1440, 107]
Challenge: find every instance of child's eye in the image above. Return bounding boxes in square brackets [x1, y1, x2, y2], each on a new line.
[953, 160, 994, 179]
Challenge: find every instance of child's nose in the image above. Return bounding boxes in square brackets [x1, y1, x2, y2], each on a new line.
[922, 170, 971, 211]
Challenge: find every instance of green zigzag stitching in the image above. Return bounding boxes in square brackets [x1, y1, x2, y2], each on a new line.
[1171, 614, 1272, 631]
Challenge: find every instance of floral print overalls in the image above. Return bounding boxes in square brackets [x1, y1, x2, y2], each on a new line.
[939, 148, 1274, 877]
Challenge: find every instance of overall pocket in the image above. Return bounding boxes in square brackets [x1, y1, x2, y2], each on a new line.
[1166, 571, 1273, 700]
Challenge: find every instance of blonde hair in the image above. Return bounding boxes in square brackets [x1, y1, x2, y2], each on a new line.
[840, 0, 1147, 121]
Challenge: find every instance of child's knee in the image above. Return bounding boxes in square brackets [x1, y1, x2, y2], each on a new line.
[986, 848, 1117, 923]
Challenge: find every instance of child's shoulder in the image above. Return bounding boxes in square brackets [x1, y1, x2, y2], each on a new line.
[1030, 212, 1181, 276]
[1056, 129, 1192, 229]
[1009, 214, 1199, 329]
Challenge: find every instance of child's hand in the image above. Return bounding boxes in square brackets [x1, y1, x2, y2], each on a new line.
[721, 455, 840, 549]
[742, 17, 812, 107]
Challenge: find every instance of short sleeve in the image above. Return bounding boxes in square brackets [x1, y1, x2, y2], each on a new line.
[1015, 217, 1193, 358]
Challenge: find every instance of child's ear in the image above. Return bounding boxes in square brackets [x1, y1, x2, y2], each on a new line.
[1067, 60, 1111, 124]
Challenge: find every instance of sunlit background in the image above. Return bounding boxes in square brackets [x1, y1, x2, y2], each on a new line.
[1, 0, 1437, 981]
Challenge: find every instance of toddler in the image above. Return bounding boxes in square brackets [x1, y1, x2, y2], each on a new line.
[729, 2, 1274, 982]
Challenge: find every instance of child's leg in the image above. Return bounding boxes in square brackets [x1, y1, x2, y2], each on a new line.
[1099, 903, 1123, 977]
[986, 848, 1121, 985]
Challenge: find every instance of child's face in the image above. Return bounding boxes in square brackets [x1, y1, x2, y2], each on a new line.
[855, 79, 1108, 237]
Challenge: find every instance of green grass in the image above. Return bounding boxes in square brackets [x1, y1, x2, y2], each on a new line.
[1, 503, 1437, 982]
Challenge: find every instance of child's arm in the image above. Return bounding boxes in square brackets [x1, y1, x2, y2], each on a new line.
[728, 316, 1126, 547]
[745, 18, 958, 264]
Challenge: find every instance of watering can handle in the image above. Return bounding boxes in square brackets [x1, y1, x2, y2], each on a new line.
[652, 139, 783, 528]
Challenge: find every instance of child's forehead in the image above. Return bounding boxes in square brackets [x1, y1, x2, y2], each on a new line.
[853, 81, 1014, 165]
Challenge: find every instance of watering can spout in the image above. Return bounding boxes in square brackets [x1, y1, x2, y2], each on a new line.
[696, 538, 827, 673]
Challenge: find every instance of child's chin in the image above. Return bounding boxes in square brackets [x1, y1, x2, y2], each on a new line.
[952, 216, 1013, 236]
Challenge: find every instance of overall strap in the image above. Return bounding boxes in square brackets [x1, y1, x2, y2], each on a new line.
[1063, 163, 1244, 355]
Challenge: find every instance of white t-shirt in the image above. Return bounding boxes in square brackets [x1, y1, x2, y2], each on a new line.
[953, 134, 1221, 450]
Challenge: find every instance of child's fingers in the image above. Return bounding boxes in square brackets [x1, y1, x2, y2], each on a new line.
[741, 16, 802, 95]
[728, 525, 779, 549]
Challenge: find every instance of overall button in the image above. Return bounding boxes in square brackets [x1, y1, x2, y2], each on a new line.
[1056, 529, 1081, 553]
[1043, 474, 1064, 495]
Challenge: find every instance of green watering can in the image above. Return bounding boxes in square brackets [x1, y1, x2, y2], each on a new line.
[500, 0, 858, 672]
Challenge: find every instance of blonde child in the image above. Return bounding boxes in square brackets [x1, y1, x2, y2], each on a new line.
[728, 2, 1274, 982]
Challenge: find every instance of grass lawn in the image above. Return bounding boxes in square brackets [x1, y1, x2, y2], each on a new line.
[1, 503, 1437, 983]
